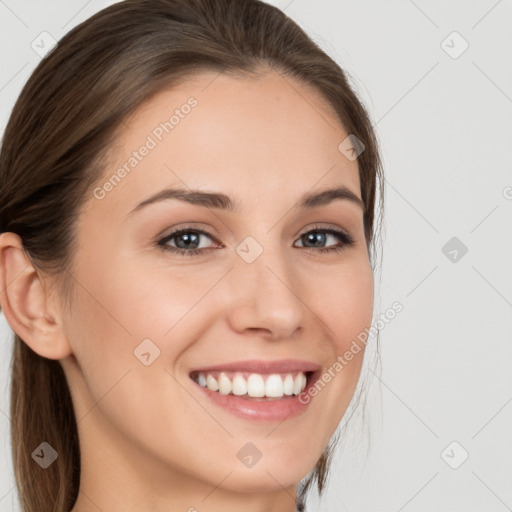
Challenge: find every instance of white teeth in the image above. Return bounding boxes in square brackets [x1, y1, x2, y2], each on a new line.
[293, 373, 305, 395]
[193, 371, 309, 398]
[218, 373, 232, 395]
[206, 374, 219, 391]
[247, 374, 265, 397]
[232, 374, 248, 395]
[265, 374, 283, 397]
[283, 374, 294, 395]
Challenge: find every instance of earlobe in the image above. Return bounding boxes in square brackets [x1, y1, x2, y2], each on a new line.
[0, 232, 72, 360]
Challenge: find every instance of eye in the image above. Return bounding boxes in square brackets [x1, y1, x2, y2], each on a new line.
[157, 226, 218, 256]
[294, 225, 355, 253]
[156, 224, 355, 256]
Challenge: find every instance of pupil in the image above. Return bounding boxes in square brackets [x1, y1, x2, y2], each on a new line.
[305, 232, 325, 247]
[176, 232, 199, 249]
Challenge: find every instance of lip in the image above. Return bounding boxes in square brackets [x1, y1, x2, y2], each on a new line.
[188, 360, 322, 422]
[188, 358, 321, 374]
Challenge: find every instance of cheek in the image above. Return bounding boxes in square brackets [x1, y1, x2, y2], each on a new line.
[305, 259, 374, 431]
[320, 259, 374, 347]
[333, 264, 373, 386]
[65, 253, 223, 413]
[63, 258, 204, 464]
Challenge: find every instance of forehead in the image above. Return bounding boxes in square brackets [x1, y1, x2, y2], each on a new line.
[90, 70, 361, 219]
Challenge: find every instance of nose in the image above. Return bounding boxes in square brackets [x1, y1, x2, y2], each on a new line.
[225, 243, 306, 340]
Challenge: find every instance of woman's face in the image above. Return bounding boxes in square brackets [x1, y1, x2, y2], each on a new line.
[60, 70, 374, 507]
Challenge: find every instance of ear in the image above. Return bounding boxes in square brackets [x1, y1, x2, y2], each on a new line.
[0, 232, 72, 360]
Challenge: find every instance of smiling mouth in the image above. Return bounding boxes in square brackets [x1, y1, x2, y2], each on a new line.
[189, 370, 317, 400]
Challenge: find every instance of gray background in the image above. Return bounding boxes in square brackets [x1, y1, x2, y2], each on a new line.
[1, 0, 511, 510]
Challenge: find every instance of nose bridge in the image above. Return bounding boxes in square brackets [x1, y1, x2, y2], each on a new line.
[226, 233, 306, 338]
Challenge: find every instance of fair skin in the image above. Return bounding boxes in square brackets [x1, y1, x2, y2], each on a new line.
[0, 70, 373, 512]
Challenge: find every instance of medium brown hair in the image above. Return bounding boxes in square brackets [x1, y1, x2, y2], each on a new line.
[0, 0, 384, 510]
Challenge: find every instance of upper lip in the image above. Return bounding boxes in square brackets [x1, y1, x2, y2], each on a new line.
[189, 359, 321, 375]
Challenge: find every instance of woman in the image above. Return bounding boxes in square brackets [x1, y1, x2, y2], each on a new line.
[0, 0, 384, 510]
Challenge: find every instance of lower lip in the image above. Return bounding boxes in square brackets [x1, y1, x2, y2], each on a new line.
[190, 371, 320, 422]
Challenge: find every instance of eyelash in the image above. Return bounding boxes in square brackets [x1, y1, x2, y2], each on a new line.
[156, 224, 355, 257]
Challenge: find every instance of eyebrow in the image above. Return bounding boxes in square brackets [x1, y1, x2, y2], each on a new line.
[127, 185, 365, 217]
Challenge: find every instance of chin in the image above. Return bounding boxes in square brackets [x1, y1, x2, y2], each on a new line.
[214, 459, 315, 493]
